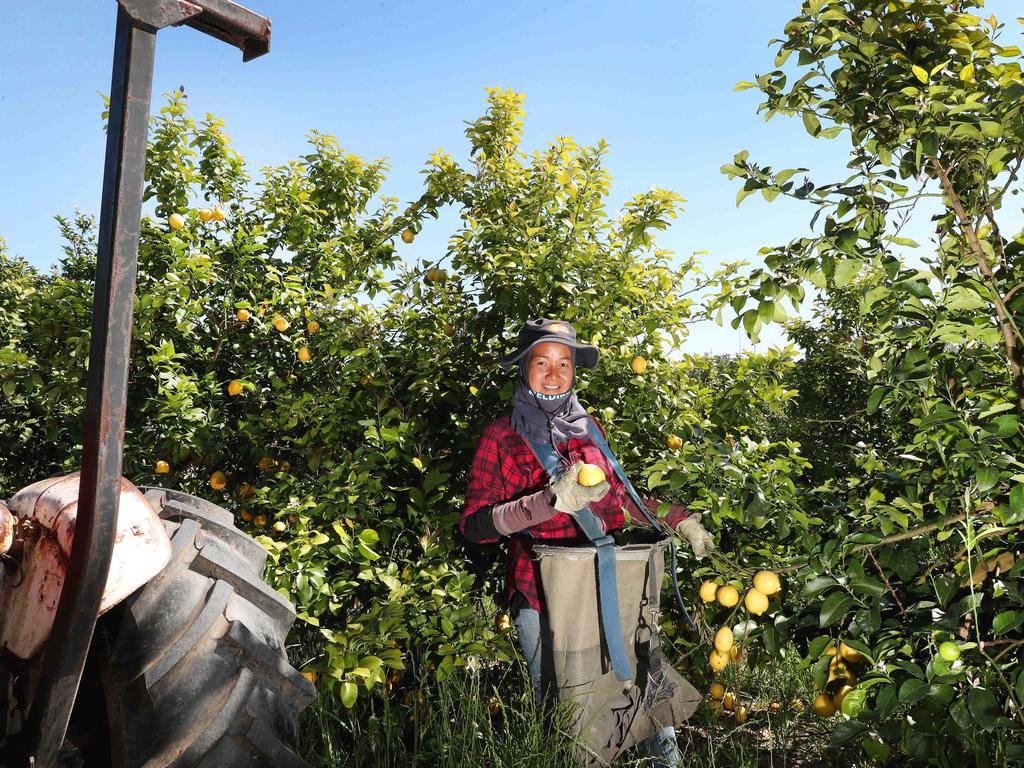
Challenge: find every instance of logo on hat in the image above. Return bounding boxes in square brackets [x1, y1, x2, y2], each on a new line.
[548, 323, 570, 334]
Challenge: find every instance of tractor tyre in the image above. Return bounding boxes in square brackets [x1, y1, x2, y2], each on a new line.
[93, 487, 314, 768]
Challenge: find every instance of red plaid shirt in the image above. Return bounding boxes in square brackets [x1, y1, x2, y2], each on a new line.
[461, 415, 688, 612]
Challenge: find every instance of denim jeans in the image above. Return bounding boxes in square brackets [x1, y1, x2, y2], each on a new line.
[514, 607, 681, 766]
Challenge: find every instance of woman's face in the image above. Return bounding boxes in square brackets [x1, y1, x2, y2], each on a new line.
[526, 342, 574, 395]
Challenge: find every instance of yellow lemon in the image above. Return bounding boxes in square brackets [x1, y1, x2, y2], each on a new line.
[577, 463, 606, 487]
[722, 692, 735, 710]
[401, 228, 415, 244]
[236, 308, 251, 322]
[716, 585, 740, 608]
[630, 356, 648, 374]
[297, 347, 312, 362]
[714, 626, 734, 654]
[212, 207, 226, 222]
[227, 379, 243, 396]
[735, 704, 748, 723]
[667, 434, 683, 450]
[302, 670, 317, 684]
[272, 520, 287, 532]
[168, 213, 185, 230]
[813, 693, 837, 718]
[155, 460, 170, 474]
[753, 570, 781, 597]
[443, 322, 456, 337]
[210, 470, 227, 490]
[272, 315, 289, 332]
[839, 642, 865, 664]
[709, 682, 725, 700]
[698, 580, 719, 603]
[307, 320, 320, 334]
[199, 208, 214, 222]
[709, 649, 729, 672]
[744, 588, 769, 616]
[253, 514, 267, 527]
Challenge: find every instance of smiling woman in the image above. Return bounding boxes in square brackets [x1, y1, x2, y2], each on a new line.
[458, 318, 714, 765]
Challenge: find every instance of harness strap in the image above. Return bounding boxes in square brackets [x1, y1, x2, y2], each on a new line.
[584, 420, 696, 631]
[525, 438, 634, 683]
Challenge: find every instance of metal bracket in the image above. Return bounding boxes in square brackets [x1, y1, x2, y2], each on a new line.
[117, 0, 203, 31]
[119, 0, 271, 60]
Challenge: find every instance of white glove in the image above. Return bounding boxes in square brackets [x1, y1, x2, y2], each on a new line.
[674, 513, 715, 559]
[550, 462, 611, 514]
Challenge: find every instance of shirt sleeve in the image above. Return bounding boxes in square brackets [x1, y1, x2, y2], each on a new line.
[460, 422, 509, 544]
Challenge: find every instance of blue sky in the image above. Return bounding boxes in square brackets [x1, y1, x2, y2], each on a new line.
[3, 1, 1021, 353]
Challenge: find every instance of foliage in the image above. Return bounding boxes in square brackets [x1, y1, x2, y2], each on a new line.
[0, 89, 778, 714]
[705, 1, 1024, 764]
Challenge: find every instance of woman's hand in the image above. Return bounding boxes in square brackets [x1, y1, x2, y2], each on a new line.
[550, 462, 610, 514]
[674, 513, 715, 559]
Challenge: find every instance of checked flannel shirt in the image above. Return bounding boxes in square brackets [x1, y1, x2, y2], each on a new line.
[460, 414, 689, 613]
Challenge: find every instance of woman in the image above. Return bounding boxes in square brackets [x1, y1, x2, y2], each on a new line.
[460, 318, 714, 764]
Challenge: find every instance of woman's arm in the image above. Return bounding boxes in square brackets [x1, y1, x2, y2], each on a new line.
[460, 422, 559, 543]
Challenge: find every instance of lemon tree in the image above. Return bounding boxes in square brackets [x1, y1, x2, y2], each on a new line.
[696, 1, 1024, 763]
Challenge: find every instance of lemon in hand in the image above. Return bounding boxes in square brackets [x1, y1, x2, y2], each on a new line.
[577, 463, 606, 487]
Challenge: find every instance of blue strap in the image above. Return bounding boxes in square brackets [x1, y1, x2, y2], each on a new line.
[585, 420, 696, 631]
[527, 439, 634, 683]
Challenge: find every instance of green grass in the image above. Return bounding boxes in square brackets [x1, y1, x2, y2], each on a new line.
[297, 648, 900, 768]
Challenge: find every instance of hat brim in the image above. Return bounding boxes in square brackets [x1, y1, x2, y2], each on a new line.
[497, 338, 600, 370]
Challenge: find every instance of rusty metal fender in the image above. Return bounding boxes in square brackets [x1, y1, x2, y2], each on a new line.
[0, 472, 172, 660]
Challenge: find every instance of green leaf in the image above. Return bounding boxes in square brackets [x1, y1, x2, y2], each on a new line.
[992, 610, 1024, 635]
[733, 81, 757, 92]
[829, 720, 867, 747]
[980, 120, 1003, 138]
[967, 687, 1001, 731]
[819, 591, 853, 627]
[803, 576, 838, 599]
[862, 737, 891, 762]
[898, 678, 930, 703]
[802, 111, 822, 136]
[736, 187, 755, 207]
[867, 387, 888, 415]
[834, 259, 861, 287]
[849, 574, 885, 597]
[912, 64, 929, 83]
[841, 687, 868, 717]
[976, 466, 999, 493]
[1009, 484, 1024, 522]
[341, 681, 358, 708]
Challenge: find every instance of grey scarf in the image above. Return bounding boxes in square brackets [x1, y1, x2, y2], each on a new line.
[510, 362, 590, 449]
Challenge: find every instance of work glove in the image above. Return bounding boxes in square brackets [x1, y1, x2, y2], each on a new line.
[674, 513, 715, 559]
[549, 462, 611, 515]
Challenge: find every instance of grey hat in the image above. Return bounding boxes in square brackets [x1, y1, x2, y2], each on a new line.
[497, 318, 600, 370]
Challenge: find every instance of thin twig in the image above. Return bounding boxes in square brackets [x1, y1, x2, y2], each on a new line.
[868, 547, 906, 616]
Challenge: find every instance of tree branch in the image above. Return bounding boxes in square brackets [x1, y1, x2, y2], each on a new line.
[929, 156, 1024, 412]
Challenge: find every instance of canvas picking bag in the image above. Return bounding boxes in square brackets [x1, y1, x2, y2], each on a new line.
[533, 537, 701, 766]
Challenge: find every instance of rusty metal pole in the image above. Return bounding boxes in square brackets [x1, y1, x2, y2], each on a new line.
[24, 7, 157, 766]
[23, 3, 270, 765]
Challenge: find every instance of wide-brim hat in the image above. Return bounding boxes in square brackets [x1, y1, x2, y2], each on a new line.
[497, 318, 600, 370]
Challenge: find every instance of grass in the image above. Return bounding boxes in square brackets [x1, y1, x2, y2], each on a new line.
[297, 647, 897, 768]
